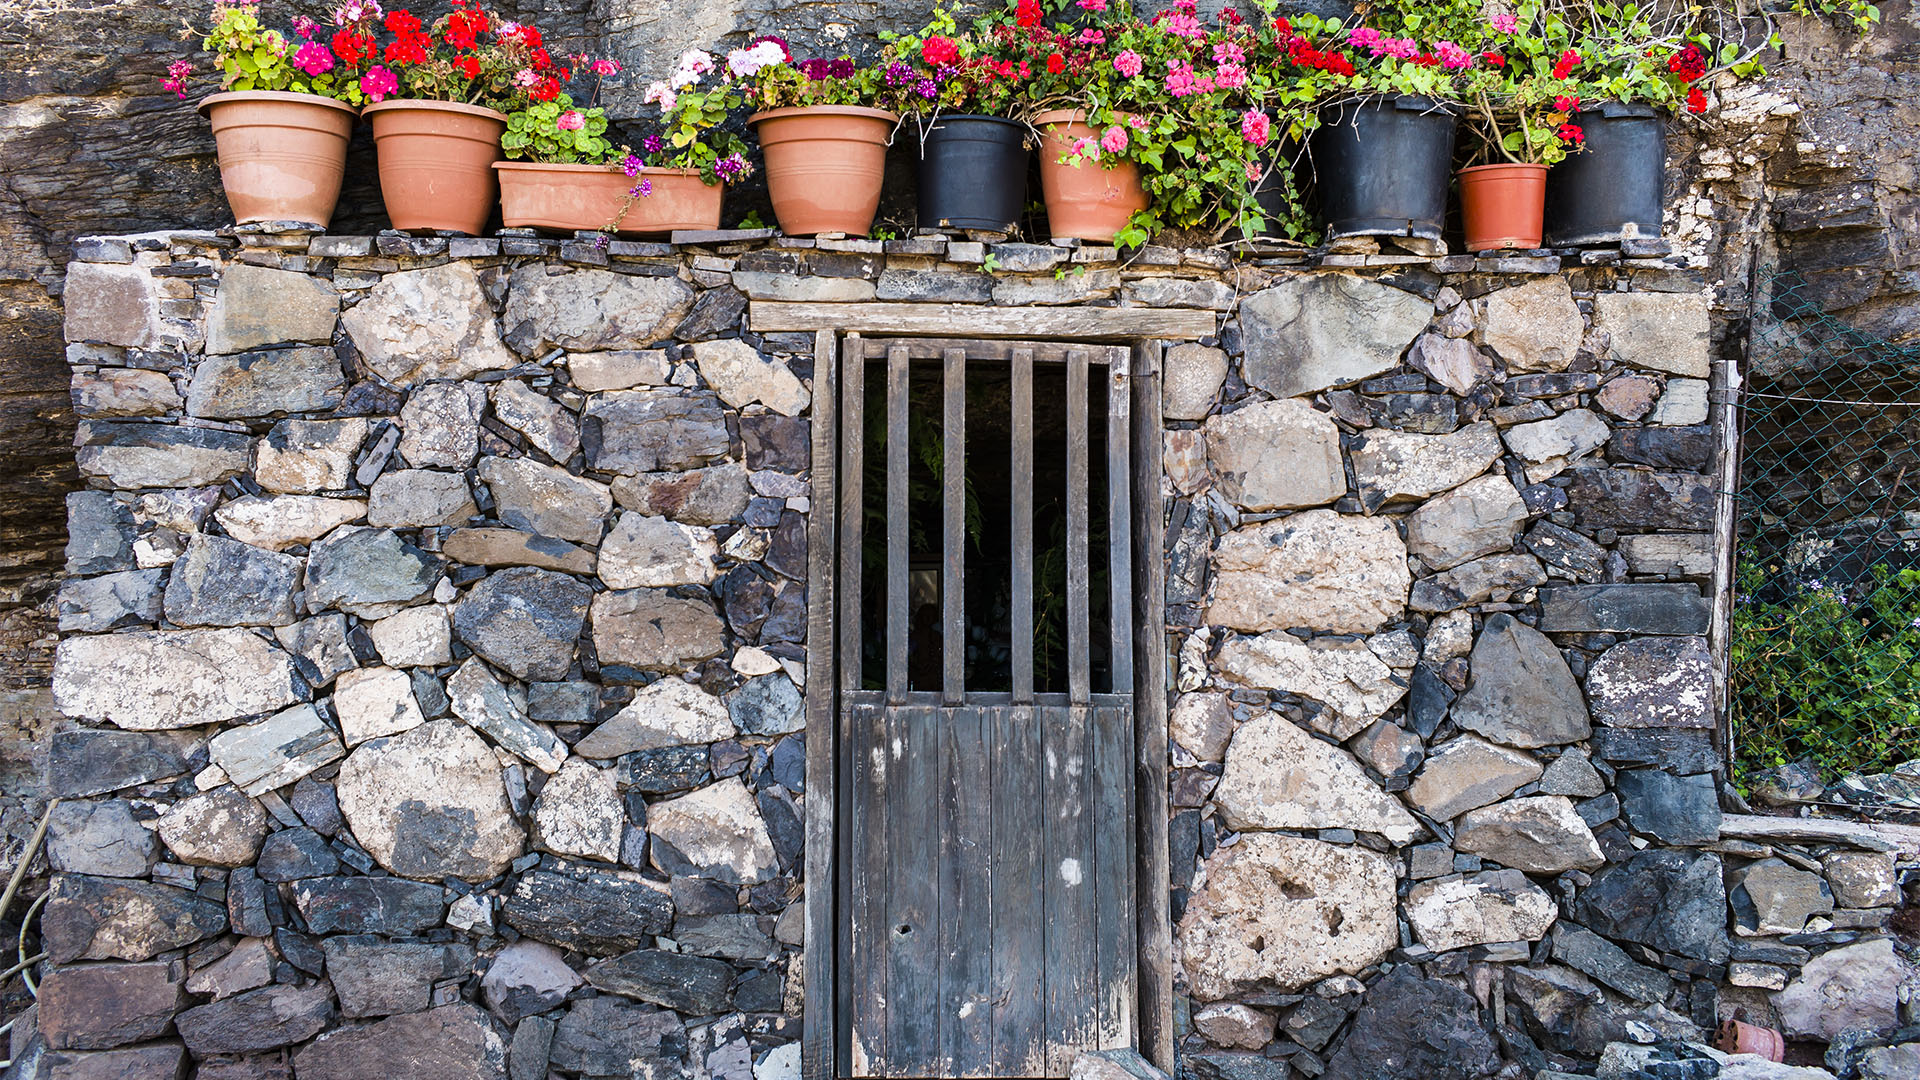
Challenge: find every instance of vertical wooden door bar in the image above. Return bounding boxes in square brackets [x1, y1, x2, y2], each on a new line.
[1010, 347, 1035, 705]
[1129, 341, 1174, 1072]
[1065, 348, 1091, 706]
[804, 330, 838, 1080]
[886, 345, 910, 705]
[838, 335, 866, 696]
[1106, 353, 1133, 694]
[943, 347, 967, 705]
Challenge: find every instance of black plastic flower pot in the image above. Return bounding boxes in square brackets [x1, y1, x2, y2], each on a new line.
[1544, 102, 1665, 246]
[1309, 95, 1458, 243]
[916, 114, 1031, 233]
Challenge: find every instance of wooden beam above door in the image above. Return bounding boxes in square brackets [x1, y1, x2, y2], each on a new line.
[748, 301, 1217, 341]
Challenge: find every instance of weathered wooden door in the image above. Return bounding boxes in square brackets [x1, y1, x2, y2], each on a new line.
[835, 336, 1137, 1078]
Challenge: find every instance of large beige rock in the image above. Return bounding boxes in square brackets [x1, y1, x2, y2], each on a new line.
[689, 339, 810, 416]
[573, 677, 734, 758]
[1593, 291, 1710, 377]
[254, 418, 367, 494]
[1214, 714, 1420, 842]
[1350, 422, 1502, 511]
[1204, 399, 1346, 511]
[590, 589, 728, 672]
[479, 457, 613, 545]
[1405, 474, 1527, 570]
[336, 720, 525, 882]
[54, 628, 302, 730]
[648, 778, 779, 885]
[1177, 834, 1397, 999]
[205, 262, 339, 355]
[1407, 735, 1543, 821]
[1773, 938, 1909, 1041]
[1477, 277, 1585, 373]
[597, 513, 719, 588]
[1405, 869, 1558, 952]
[1216, 634, 1407, 740]
[1208, 511, 1410, 634]
[64, 262, 163, 348]
[341, 262, 517, 385]
[503, 266, 695, 353]
[1239, 274, 1431, 398]
[1453, 796, 1604, 874]
[214, 495, 367, 552]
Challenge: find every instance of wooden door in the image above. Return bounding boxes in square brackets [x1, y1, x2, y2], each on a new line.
[835, 336, 1138, 1079]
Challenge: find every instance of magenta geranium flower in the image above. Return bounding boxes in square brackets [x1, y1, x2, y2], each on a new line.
[360, 64, 398, 101]
[1240, 109, 1272, 148]
[294, 41, 335, 75]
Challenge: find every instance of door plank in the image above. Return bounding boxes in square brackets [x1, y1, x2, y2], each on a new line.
[805, 329, 838, 1080]
[1093, 704, 1137, 1049]
[1043, 703, 1096, 1075]
[943, 347, 967, 704]
[1010, 347, 1035, 705]
[847, 702, 888, 1076]
[943, 705, 996, 1076]
[1106, 367, 1133, 695]
[1065, 349, 1091, 705]
[886, 345, 911, 704]
[989, 705, 1046, 1074]
[885, 706, 942, 1075]
[1129, 343, 1174, 1072]
[839, 335, 867, 695]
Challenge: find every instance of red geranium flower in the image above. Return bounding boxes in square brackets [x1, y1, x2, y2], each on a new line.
[531, 76, 561, 101]
[1556, 122, 1584, 144]
[1481, 51, 1505, 66]
[1272, 15, 1292, 35]
[454, 54, 481, 79]
[1554, 95, 1579, 112]
[385, 10, 423, 34]
[1686, 85, 1707, 113]
[1015, 0, 1042, 28]
[332, 29, 374, 65]
[1047, 52, 1065, 73]
[1551, 48, 1580, 79]
[922, 35, 959, 66]
[384, 32, 430, 65]
[1668, 43, 1707, 83]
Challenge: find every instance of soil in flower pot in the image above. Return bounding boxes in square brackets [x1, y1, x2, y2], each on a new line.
[1033, 109, 1148, 243]
[915, 114, 1030, 233]
[199, 91, 359, 228]
[365, 99, 509, 235]
[494, 163, 722, 236]
[1457, 163, 1548, 251]
[1310, 96, 1458, 244]
[750, 105, 898, 237]
[1544, 103, 1665, 246]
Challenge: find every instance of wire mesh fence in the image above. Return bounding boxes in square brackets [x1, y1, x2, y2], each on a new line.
[1730, 272, 1920, 807]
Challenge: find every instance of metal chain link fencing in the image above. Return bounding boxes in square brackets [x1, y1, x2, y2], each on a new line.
[1730, 273, 1920, 811]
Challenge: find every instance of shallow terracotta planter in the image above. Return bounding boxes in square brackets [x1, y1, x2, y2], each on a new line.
[1033, 108, 1149, 243]
[749, 105, 897, 236]
[1457, 162, 1549, 251]
[364, 99, 508, 235]
[198, 91, 357, 228]
[494, 162, 722, 236]
[1713, 1019, 1785, 1062]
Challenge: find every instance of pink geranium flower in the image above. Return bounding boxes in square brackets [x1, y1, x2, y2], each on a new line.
[1100, 125, 1128, 153]
[1113, 49, 1143, 77]
[1435, 41, 1471, 69]
[360, 65, 397, 101]
[1240, 109, 1271, 147]
[294, 42, 335, 75]
[1490, 12, 1518, 33]
[556, 110, 584, 130]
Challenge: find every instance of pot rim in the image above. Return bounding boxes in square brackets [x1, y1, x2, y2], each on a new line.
[1457, 162, 1551, 178]
[197, 89, 359, 118]
[1324, 93, 1459, 116]
[362, 98, 509, 122]
[923, 112, 1023, 126]
[1033, 107, 1137, 126]
[749, 105, 899, 125]
[492, 161, 709, 179]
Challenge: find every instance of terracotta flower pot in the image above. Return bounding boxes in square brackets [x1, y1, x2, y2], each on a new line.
[1713, 1019, 1785, 1062]
[749, 105, 897, 236]
[1457, 162, 1549, 251]
[1033, 108, 1148, 243]
[364, 99, 509, 235]
[197, 91, 358, 228]
[494, 162, 722, 236]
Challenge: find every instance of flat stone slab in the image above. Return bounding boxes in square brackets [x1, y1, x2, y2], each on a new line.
[1537, 584, 1710, 634]
[54, 628, 303, 730]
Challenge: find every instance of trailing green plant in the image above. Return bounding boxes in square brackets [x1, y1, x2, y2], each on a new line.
[1729, 556, 1920, 784]
[165, 0, 382, 104]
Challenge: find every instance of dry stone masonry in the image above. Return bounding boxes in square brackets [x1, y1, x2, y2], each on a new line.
[24, 224, 1920, 1080]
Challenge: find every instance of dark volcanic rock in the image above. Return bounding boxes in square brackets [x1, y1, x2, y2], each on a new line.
[162, 533, 302, 627]
[289, 876, 446, 935]
[1588, 728, 1719, 775]
[37, 960, 186, 1050]
[1607, 425, 1714, 470]
[1537, 584, 1710, 634]
[618, 746, 713, 793]
[34, 1043, 190, 1080]
[1320, 966, 1500, 1080]
[293, 1003, 507, 1080]
[1615, 767, 1722, 845]
[255, 826, 340, 882]
[323, 935, 474, 1018]
[1565, 467, 1714, 530]
[453, 566, 592, 681]
[42, 875, 226, 964]
[1572, 848, 1729, 963]
[503, 860, 675, 955]
[176, 983, 335, 1055]
[584, 948, 735, 1015]
[47, 730, 192, 798]
[549, 996, 688, 1077]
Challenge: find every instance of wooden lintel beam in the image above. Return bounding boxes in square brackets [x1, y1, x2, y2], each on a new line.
[749, 301, 1217, 341]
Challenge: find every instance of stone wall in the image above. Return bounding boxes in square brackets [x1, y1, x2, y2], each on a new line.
[20, 228, 1919, 1078]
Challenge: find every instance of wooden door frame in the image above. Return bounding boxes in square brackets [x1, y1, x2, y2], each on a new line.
[786, 308, 1180, 1080]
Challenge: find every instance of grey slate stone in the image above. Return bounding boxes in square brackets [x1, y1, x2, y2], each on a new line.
[1607, 425, 1713, 470]
[274, 614, 358, 687]
[36, 960, 186, 1050]
[1588, 727, 1718, 774]
[726, 674, 803, 735]
[1586, 636, 1715, 727]
[1565, 467, 1714, 530]
[1615, 768, 1722, 845]
[453, 567, 591, 681]
[322, 935, 473, 1018]
[75, 423, 253, 489]
[306, 527, 444, 619]
[548, 996, 687, 1077]
[175, 983, 335, 1056]
[1549, 923, 1672, 1003]
[672, 914, 776, 961]
[162, 533, 302, 627]
[1240, 274, 1431, 399]
[1319, 966, 1501, 1080]
[255, 827, 340, 882]
[503, 860, 674, 956]
[42, 875, 227, 964]
[46, 800, 159, 878]
[204, 262, 340, 355]
[1537, 584, 1710, 634]
[1448, 614, 1591, 748]
[292, 1003, 507, 1080]
[65, 491, 136, 575]
[1571, 849, 1728, 963]
[583, 947, 734, 1015]
[207, 704, 346, 797]
[582, 389, 731, 475]
[289, 876, 446, 935]
[56, 569, 165, 632]
[510, 1015, 556, 1080]
[447, 658, 570, 774]
[187, 346, 345, 418]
